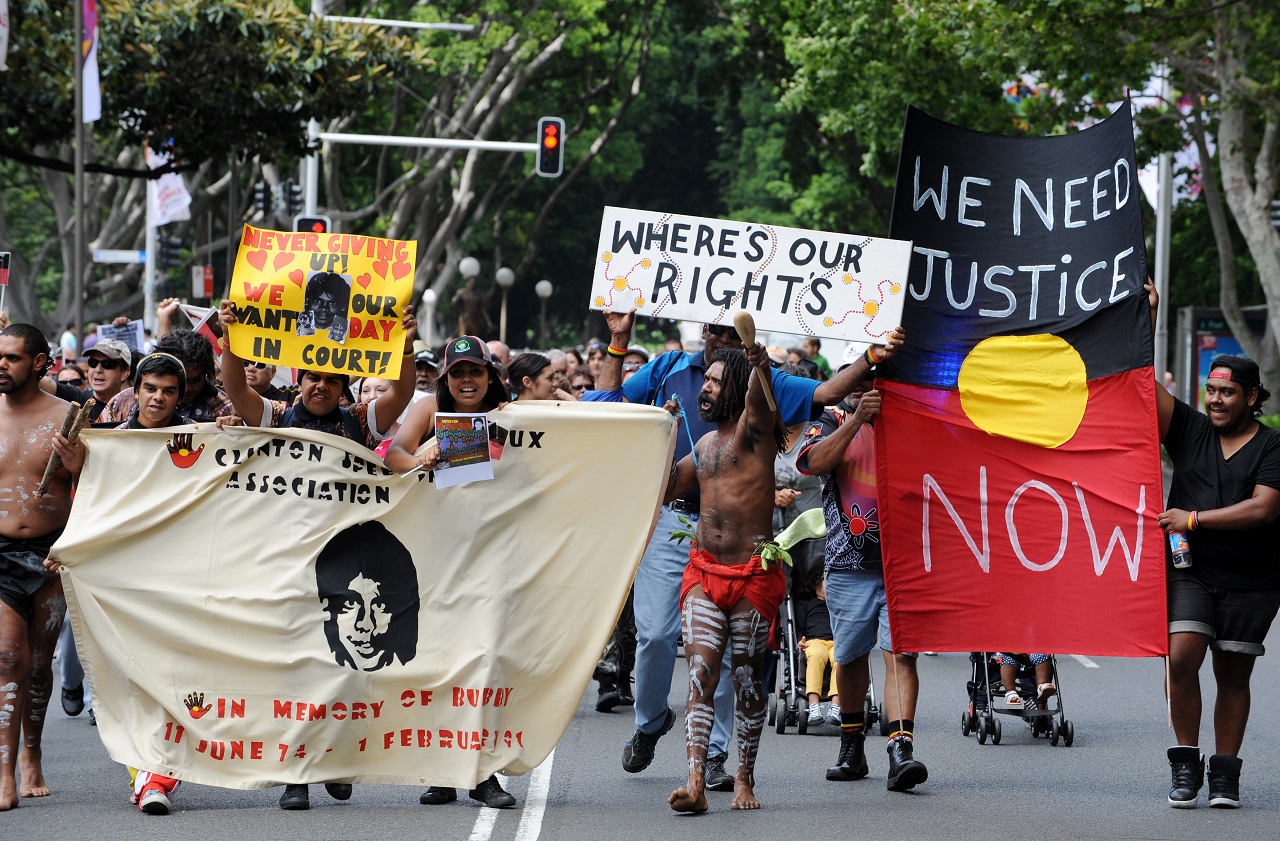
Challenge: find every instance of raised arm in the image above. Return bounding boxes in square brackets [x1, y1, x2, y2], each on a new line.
[594, 309, 635, 394]
[368, 305, 419, 436]
[798, 392, 880, 476]
[812, 328, 904, 406]
[216, 300, 266, 426]
[740, 342, 777, 445]
[1146, 279, 1175, 440]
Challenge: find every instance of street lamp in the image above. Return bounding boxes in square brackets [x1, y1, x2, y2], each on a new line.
[495, 266, 516, 344]
[458, 256, 480, 281]
[421, 288, 438, 347]
[535, 279, 554, 349]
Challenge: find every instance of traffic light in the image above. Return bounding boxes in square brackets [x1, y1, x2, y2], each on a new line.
[284, 179, 304, 215]
[253, 181, 269, 216]
[535, 116, 565, 178]
[293, 215, 332, 234]
[158, 235, 184, 271]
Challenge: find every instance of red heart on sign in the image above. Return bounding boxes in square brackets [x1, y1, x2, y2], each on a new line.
[246, 251, 267, 272]
[356, 272, 372, 289]
[372, 259, 389, 279]
[273, 252, 295, 271]
[392, 261, 412, 282]
[289, 269, 305, 287]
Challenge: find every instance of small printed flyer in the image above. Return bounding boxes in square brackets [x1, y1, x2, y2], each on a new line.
[434, 413, 493, 488]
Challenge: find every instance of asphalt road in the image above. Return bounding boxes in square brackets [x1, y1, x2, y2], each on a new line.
[8, 634, 1280, 841]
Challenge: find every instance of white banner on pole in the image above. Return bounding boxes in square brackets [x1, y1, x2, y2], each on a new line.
[590, 206, 912, 347]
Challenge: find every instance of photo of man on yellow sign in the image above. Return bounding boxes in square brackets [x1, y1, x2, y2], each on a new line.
[229, 224, 417, 378]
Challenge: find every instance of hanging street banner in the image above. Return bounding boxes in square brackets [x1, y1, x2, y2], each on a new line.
[53, 402, 674, 789]
[876, 103, 1166, 657]
[228, 224, 416, 379]
[590, 206, 912, 349]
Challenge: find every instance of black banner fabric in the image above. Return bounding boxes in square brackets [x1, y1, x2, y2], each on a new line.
[886, 104, 1150, 388]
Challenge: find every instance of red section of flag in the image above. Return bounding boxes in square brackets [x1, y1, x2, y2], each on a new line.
[875, 369, 1167, 656]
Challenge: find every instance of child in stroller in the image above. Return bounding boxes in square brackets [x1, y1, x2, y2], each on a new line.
[797, 574, 841, 727]
[995, 652, 1056, 708]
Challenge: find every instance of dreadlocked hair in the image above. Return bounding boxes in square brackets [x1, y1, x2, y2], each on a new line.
[709, 348, 788, 453]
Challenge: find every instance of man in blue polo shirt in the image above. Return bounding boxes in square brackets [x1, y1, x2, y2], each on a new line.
[584, 310, 902, 791]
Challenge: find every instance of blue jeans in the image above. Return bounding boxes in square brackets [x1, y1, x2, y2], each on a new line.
[633, 505, 732, 756]
[825, 567, 894, 666]
[59, 615, 92, 711]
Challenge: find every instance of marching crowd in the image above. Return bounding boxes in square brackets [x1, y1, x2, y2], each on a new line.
[2, 279, 1279, 815]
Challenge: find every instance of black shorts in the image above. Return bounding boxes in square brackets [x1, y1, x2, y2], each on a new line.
[1168, 570, 1280, 656]
[0, 532, 60, 622]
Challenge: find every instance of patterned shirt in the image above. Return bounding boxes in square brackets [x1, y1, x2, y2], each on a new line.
[102, 382, 236, 425]
[796, 405, 881, 572]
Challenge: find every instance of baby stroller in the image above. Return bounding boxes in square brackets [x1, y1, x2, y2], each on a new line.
[960, 653, 1074, 746]
[768, 589, 884, 736]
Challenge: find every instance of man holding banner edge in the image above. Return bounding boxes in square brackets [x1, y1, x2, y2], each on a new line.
[1149, 280, 1280, 809]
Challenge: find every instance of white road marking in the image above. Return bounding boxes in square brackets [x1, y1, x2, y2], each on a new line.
[1070, 654, 1100, 669]
[515, 749, 556, 841]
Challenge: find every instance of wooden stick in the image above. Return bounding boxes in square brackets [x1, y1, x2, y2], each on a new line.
[732, 311, 777, 412]
[37, 398, 95, 496]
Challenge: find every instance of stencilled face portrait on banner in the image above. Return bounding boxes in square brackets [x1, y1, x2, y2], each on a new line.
[297, 271, 352, 344]
[315, 521, 419, 671]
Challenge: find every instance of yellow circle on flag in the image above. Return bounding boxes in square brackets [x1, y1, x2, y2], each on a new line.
[958, 334, 1087, 448]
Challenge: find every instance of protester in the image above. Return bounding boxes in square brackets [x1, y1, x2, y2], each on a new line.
[569, 367, 595, 399]
[662, 343, 788, 813]
[1148, 281, 1280, 809]
[584, 309, 902, 797]
[486, 339, 511, 368]
[798, 575, 839, 726]
[0, 323, 76, 811]
[381, 336, 517, 809]
[796, 345, 926, 794]
[242, 359, 294, 403]
[564, 347, 585, 370]
[585, 340, 606, 381]
[803, 337, 832, 380]
[414, 348, 440, 394]
[102, 329, 234, 424]
[58, 323, 77, 363]
[509, 353, 570, 401]
[56, 363, 85, 387]
[994, 653, 1055, 708]
[547, 348, 569, 376]
[50, 351, 193, 815]
[217, 299, 418, 810]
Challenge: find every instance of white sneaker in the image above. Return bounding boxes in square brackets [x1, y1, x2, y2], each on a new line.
[139, 787, 171, 815]
[807, 704, 824, 725]
[826, 703, 842, 727]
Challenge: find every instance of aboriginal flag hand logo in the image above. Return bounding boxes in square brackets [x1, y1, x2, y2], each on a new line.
[167, 433, 205, 468]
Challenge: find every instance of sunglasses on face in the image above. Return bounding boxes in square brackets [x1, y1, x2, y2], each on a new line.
[60, 377, 85, 386]
[86, 357, 124, 370]
[242, 361, 270, 370]
[622, 362, 641, 372]
[571, 383, 588, 392]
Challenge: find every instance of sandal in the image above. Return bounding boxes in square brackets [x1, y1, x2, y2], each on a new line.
[1004, 690, 1023, 707]
[1036, 682, 1057, 701]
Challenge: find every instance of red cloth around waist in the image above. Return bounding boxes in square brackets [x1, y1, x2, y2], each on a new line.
[681, 546, 786, 619]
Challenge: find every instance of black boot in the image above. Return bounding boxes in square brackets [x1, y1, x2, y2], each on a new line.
[886, 735, 928, 791]
[825, 730, 869, 781]
[1167, 746, 1204, 808]
[469, 775, 516, 809]
[596, 682, 622, 712]
[279, 784, 310, 810]
[419, 786, 457, 805]
[1207, 753, 1242, 808]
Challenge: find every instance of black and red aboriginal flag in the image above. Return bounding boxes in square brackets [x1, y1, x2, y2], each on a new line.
[875, 103, 1166, 656]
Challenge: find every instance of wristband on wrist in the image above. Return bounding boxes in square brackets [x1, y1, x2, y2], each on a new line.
[864, 347, 883, 366]
[607, 344, 627, 358]
[1188, 511, 1199, 531]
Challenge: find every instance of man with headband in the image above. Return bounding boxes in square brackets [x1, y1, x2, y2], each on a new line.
[1149, 281, 1280, 810]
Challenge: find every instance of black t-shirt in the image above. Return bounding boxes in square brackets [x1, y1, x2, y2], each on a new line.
[54, 382, 108, 421]
[1164, 398, 1280, 588]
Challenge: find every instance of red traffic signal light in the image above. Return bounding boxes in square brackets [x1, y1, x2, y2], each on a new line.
[293, 214, 332, 234]
[535, 116, 565, 178]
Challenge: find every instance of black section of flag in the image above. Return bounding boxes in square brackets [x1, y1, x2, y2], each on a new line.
[885, 103, 1149, 388]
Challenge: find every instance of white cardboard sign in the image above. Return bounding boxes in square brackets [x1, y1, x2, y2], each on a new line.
[590, 206, 912, 346]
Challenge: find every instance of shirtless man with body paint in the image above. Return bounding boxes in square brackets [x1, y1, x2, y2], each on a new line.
[0, 323, 75, 810]
[662, 341, 788, 813]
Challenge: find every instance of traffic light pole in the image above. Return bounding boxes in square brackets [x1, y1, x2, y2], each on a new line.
[144, 178, 158, 332]
[313, 130, 540, 155]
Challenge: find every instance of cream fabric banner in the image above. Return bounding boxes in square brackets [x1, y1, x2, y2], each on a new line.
[53, 402, 674, 790]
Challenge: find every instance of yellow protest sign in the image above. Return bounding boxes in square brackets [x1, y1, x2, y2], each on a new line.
[229, 224, 416, 378]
